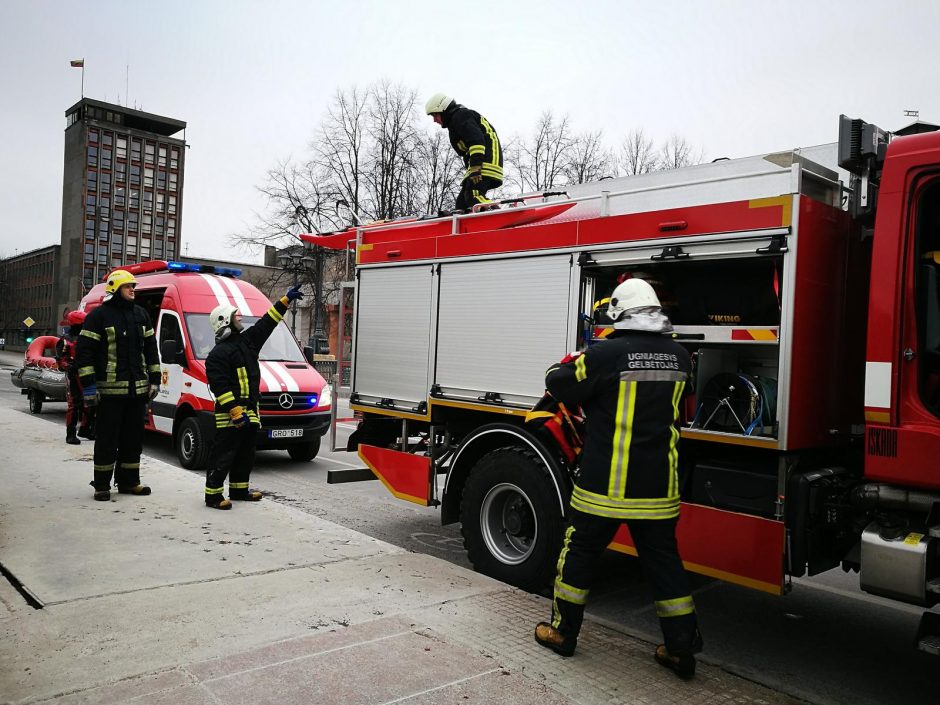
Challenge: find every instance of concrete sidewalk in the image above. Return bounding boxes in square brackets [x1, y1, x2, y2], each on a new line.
[0, 398, 802, 704]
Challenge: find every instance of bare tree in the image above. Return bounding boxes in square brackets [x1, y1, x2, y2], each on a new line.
[412, 129, 462, 214]
[565, 130, 615, 184]
[313, 86, 368, 220]
[362, 81, 420, 220]
[620, 128, 657, 175]
[659, 134, 703, 170]
[512, 111, 575, 192]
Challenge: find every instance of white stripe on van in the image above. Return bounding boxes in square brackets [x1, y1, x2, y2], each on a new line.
[267, 361, 300, 392]
[199, 274, 232, 309]
[218, 276, 255, 317]
[257, 361, 283, 392]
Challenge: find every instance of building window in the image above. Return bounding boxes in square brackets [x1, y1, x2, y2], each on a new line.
[158, 146, 167, 167]
[168, 218, 176, 237]
[142, 214, 152, 234]
[113, 210, 124, 229]
[116, 137, 127, 159]
[155, 216, 165, 233]
[144, 191, 153, 211]
[168, 195, 177, 214]
[114, 161, 126, 182]
[130, 190, 140, 208]
[85, 218, 95, 239]
[102, 132, 112, 146]
[170, 147, 179, 169]
[99, 221, 109, 240]
[100, 172, 111, 193]
[169, 173, 178, 192]
[87, 169, 97, 190]
[144, 167, 154, 188]
[112, 256, 123, 267]
[88, 129, 98, 143]
[156, 193, 165, 212]
[114, 187, 125, 207]
[101, 149, 112, 170]
[86, 194, 96, 215]
[99, 195, 110, 216]
[154, 241, 164, 258]
[157, 170, 166, 190]
[128, 213, 138, 231]
[112, 233, 123, 246]
[131, 140, 141, 162]
[145, 143, 155, 164]
[130, 164, 140, 186]
[87, 146, 98, 166]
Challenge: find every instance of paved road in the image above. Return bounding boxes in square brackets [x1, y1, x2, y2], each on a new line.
[2, 359, 937, 704]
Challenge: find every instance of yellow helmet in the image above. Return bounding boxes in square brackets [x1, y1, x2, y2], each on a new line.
[104, 269, 138, 299]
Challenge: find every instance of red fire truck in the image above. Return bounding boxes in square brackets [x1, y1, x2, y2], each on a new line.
[79, 260, 333, 468]
[305, 116, 940, 653]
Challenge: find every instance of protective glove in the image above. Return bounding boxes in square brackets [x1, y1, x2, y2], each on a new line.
[229, 405, 249, 428]
[286, 286, 304, 302]
[469, 166, 482, 185]
[83, 384, 98, 406]
[148, 384, 159, 400]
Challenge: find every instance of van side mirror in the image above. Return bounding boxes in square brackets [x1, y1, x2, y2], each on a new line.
[303, 345, 316, 365]
[160, 339, 186, 365]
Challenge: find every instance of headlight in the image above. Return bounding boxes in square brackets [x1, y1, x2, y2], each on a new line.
[318, 384, 332, 408]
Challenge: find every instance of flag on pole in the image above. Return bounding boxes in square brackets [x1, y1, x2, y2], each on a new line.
[70, 59, 84, 68]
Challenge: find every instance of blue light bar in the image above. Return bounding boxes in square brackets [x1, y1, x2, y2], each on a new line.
[165, 261, 241, 277]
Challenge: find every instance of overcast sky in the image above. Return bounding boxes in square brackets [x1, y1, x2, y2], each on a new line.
[1, 0, 938, 263]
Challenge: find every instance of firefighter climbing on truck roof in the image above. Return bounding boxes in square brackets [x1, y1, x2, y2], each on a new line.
[75, 269, 161, 501]
[534, 277, 703, 680]
[56, 310, 96, 445]
[425, 93, 503, 212]
[203, 285, 303, 509]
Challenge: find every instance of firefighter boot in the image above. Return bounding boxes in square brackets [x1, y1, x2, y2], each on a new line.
[654, 629, 702, 681]
[534, 622, 577, 657]
[229, 489, 263, 501]
[205, 497, 232, 510]
[118, 484, 151, 496]
[66, 426, 80, 445]
[78, 425, 95, 440]
[90, 480, 110, 502]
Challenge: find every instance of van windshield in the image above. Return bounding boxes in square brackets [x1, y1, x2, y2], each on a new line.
[184, 313, 306, 362]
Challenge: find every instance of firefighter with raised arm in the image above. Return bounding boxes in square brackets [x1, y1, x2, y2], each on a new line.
[203, 286, 303, 509]
[56, 310, 96, 445]
[425, 93, 503, 212]
[533, 277, 703, 680]
[75, 270, 161, 501]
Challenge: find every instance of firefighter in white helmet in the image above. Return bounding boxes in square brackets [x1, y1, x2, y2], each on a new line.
[425, 93, 503, 212]
[203, 285, 303, 509]
[534, 276, 703, 679]
[75, 269, 161, 501]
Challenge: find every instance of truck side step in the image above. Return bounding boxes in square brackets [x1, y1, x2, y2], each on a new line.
[327, 467, 378, 484]
[915, 611, 940, 655]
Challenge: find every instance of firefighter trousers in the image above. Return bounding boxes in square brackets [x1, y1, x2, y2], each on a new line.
[205, 425, 257, 502]
[455, 176, 501, 211]
[65, 371, 94, 436]
[551, 509, 701, 655]
[92, 396, 147, 490]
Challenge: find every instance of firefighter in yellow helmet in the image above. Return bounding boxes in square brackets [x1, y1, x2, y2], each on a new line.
[75, 269, 161, 501]
[425, 93, 503, 212]
[534, 277, 703, 679]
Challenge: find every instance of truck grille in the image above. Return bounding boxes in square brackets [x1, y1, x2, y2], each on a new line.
[259, 392, 318, 412]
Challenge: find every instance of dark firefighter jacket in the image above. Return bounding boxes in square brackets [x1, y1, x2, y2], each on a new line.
[545, 330, 691, 521]
[442, 103, 503, 184]
[206, 297, 289, 429]
[75, 297, 160, 397]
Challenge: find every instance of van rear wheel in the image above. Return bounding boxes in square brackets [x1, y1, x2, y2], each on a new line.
[176, 416, 210, 469]
[460, 446, 563, 591]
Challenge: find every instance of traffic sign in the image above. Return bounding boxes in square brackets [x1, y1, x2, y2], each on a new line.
[23, 317, 35, 328]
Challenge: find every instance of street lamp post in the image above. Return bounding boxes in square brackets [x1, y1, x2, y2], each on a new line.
[277, 249, 317, 339]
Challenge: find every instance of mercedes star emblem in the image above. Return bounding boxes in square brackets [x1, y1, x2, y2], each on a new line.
[278, 393, 294, 409]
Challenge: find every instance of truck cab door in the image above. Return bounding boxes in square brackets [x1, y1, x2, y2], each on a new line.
[154, 310, 186, 434]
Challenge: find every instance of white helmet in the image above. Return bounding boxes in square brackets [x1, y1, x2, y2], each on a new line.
[209, 303, 240, 340]
[425, 93, 454, 115]
[606, 278, 661, 322]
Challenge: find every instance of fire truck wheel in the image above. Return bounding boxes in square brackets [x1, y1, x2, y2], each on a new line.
[28, 390, 44, 414]
[460, 446, 562, 591]
[176, 416, 210, 469]
[287, 437, 321, 462]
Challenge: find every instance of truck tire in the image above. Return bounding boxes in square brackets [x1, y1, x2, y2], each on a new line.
[28, 390, 44, 414]
[176, 416, 210, 470]
[287, 436, 321, 462]
[460, 446, 563, 591]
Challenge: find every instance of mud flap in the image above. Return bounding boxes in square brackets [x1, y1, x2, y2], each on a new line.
[610, 502, 786, 595]
[358, 444, 432, 506]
